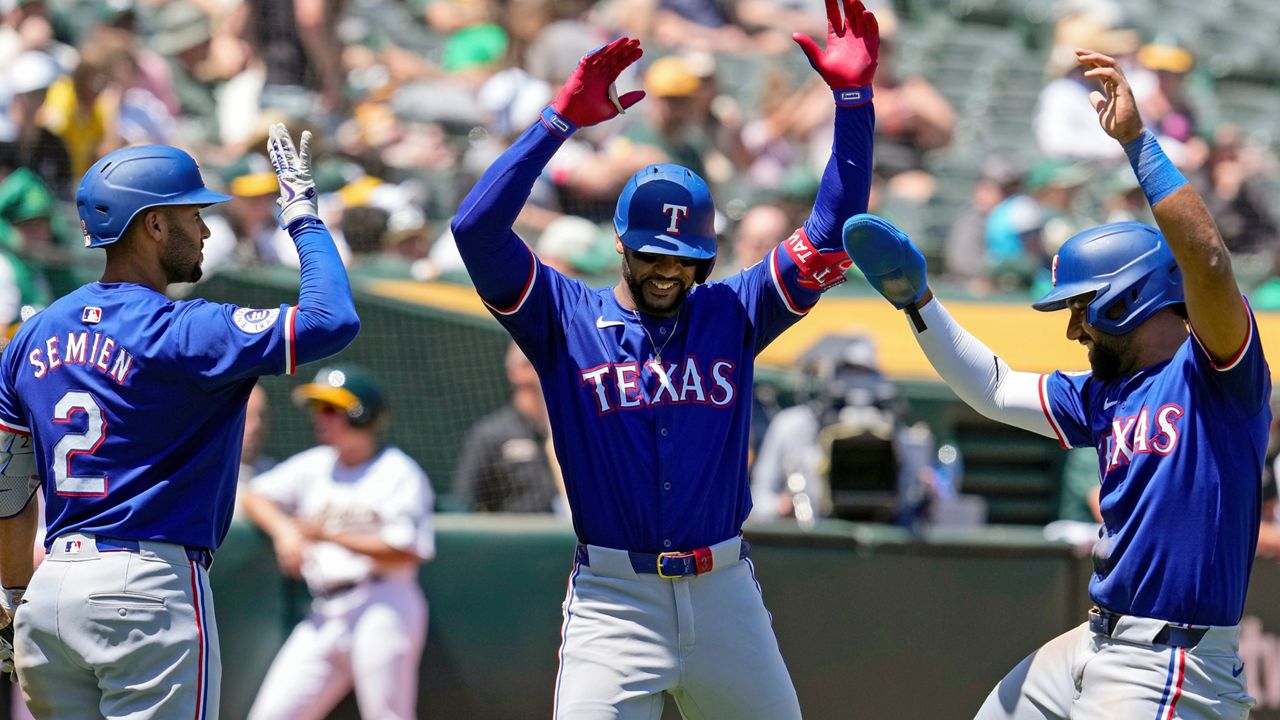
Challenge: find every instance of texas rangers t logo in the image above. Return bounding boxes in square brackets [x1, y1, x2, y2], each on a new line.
[663, 204, 689, 234]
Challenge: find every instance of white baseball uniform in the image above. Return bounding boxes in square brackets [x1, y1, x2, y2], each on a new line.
[245, 444, 435, 720]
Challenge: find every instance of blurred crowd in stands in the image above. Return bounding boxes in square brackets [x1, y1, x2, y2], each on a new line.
[5, 0, 1280, 337]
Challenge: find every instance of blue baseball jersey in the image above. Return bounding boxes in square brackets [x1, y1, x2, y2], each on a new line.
[1040, 305, 1269, 625]
[452, 104, 873, 553]
[0, 220, 358, 552]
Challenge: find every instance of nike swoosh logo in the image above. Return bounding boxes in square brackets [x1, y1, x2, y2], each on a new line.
[1103, 399, 1118, 410]
[596, 316, 625, 329]
[1233, 662, 1245, 678]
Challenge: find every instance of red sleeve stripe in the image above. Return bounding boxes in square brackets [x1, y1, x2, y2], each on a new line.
[1038, 374, 1070, 450]
[484, 252, 539, 316]
[1190, 296, 1253, 372]
[0, 419, 29, 436]
[284, 306, 299, 376]
[768, 248, 810, 316]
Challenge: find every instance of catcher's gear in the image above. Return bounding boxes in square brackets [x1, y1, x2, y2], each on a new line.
[841, 214, 928, 310]
[793, 0, 879, 96]
[268, 123, 318, 227]
[550, 37, 645, 128]
[614, 164, 717, 283]
[1032, 222, 1184, 335]
[76, 145, 230, 248]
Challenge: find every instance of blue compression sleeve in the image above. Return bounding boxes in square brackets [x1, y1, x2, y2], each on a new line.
[772, 103, 874, 308]
[289, 217, 360, 364]
[1123, 129, 1188, 207]
[451, 115, 569, 308]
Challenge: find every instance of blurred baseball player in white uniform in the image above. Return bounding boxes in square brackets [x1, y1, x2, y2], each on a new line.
[241, 364, 435, 720]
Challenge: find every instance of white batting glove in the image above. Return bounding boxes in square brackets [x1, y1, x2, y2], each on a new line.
[267, 123, 318, 227]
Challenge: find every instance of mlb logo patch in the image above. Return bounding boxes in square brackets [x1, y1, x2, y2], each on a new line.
[82, 306, 102, 324]
[64, 540, 81, 554]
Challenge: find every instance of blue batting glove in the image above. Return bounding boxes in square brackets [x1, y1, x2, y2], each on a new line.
[842, 214, 928, 310]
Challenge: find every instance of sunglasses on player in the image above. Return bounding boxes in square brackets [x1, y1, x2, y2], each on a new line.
[629, 250, 700, 268]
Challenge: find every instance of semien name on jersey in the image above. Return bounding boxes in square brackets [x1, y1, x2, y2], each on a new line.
[27, 330, 136, 385]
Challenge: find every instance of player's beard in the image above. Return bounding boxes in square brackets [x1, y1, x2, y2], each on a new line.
[1086, 333, 1127, 382]
[622, 259, 690, 317]
[162, 221, 203, 284]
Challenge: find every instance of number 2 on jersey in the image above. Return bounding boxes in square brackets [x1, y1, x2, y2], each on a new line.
[52, 390, 107, 495]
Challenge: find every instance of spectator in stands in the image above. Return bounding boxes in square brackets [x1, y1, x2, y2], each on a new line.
[149, 0, 222, 146]
[651, 0, 791, 54]
[247, 0, 348, 119]
[732, 204, 789, 272]
[0, 50, 72, 199]
[870, 8, 954, 205]
[42, 41, 127, 177]
[943, 156, 1024, 293]
[1194, 124, 1279, 260]
[452, 342, 564, 514]
[1135, 41, 1202, 154]
[534, 214, 612, 279]
[1034, 15, 1139, 162]
[984, 193, 1047, 292]
[624, 55, 712, 179]
[1025, 157, 1093, 256]
[0, 0, 74, 71]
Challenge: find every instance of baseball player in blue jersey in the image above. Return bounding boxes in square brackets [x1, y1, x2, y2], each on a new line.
[450, 2, 878, 716]
[844, 49, 1267, 719]
[0, 124, 359, 719]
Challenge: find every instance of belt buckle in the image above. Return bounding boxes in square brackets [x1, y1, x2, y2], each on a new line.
[656, 551, 692, 579]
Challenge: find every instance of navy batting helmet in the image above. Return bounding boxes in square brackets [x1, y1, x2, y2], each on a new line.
[76, 145, 231, 248]
[614, 163, 716, 282]
[1032, 222, 1184, 335]
[293, 364, 387, 428]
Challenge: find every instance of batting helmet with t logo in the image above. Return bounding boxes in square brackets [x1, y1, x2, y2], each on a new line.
[1032, 222, 1184, 335]
[76, 145, 230, 248]
[614, 163, 717, 282]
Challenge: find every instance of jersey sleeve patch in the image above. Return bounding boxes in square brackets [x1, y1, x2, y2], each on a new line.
[232, 307, 281, 334]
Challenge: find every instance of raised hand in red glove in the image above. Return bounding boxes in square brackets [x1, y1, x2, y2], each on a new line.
[793, 0, 879, 94]
[549, 37, 645, 129]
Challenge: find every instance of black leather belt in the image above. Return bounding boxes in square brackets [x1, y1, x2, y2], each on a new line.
[1088, 607, 1208, 648]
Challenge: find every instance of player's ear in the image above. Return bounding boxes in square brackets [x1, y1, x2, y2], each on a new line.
[615, 236, 624, 255]
[141, 208, 167, 243]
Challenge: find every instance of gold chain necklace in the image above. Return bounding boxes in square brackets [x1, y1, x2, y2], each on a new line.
[631, 305, 681, 364]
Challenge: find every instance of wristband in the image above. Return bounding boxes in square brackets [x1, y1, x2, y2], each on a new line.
[540, 107, 578, 140]
[833, 86, 873, 108]
[1123, 129, 1188, 207]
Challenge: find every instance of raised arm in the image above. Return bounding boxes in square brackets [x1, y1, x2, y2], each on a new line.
[450, 38, 644, 309]
[268, 124, 361, 367]
[1079, 49, 1248, 363]
[775, 0, 876, 305]
[842, 215, 1058, 439]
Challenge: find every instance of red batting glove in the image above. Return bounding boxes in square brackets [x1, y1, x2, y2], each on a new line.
[550, 37, 646, 128]
[793, 0, 879, 91]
